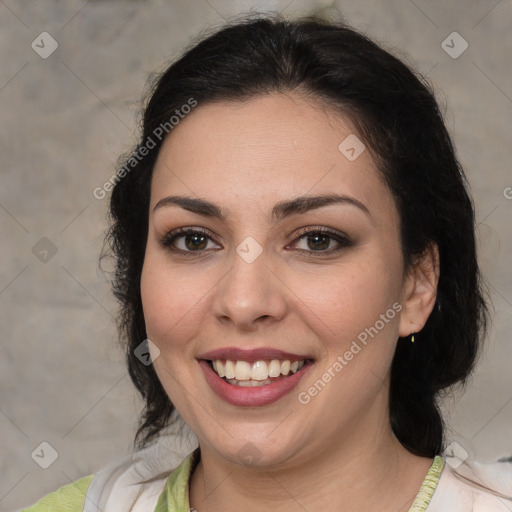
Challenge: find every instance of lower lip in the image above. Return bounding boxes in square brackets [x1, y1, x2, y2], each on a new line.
[198, 360, 313, 407]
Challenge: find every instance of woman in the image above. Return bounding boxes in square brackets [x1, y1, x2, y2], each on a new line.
[20, 13, 512, 512]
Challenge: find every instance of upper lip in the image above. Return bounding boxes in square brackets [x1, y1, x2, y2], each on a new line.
[197, 347, 314, 362]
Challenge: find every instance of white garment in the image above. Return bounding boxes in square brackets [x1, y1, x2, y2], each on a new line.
[83, 412, 199, 512]
[79, 413, 512, 512]
[427, 455, 512, 511]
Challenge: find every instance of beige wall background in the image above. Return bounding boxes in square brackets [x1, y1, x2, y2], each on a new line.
[1, 0, 511, 510]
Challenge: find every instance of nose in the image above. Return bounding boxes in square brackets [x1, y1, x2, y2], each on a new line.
[212, 244, 288, 331]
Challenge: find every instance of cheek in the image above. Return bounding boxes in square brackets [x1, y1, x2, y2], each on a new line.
[140, 259, 198, 406]
[299, 270, 400, 411]
[292, 258, 399, 342]
[140, 252, 203, 347]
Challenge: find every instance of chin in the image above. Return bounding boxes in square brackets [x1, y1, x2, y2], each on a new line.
[196, 427, 304, 470]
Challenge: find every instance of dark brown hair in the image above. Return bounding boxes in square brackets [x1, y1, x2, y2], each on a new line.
[103, 13, 490, 457]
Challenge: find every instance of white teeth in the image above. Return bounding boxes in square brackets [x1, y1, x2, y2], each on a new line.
[225, 360, 236, 379]
[235, 361, 252, 380]
[229, 378, 271, 387]
[211, 359, 307, 382]
[214, 360, 225, 378]
[251, 361, 268, 381]
[268, 359, 281, 378]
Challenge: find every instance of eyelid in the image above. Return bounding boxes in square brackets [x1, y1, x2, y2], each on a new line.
[158, 226, 220, 252]
[292, 225, 350, 240]
[158, 225, 353, 256]
[287, 226, 354, 255]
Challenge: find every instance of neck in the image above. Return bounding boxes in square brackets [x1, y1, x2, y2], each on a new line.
[189, 403, 434, 512]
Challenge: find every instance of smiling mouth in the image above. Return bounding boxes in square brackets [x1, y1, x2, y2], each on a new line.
[206, 358, 313, 387]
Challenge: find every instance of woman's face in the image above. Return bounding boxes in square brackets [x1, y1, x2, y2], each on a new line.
[140, 92, 422, 467]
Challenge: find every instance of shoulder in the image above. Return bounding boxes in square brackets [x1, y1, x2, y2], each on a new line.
[91, 423, 198, 511]
[428, 456, 512, 511]
[17, 414, 198, 512]
[19, 474, 94, 512]
[17, 417, 198, 512]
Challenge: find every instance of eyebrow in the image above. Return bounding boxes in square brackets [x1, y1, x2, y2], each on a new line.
[153, 193, 371, 222]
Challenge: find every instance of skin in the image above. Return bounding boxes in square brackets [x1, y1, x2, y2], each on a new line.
[140, 91, 440, 511]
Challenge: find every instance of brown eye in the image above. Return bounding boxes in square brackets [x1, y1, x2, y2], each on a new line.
[305, 232, 331, 251]
[290, 227, 354, 257]
[159, 226, 353, 258]
[159, 227, 220, 255]
[183, 232, 208, 251]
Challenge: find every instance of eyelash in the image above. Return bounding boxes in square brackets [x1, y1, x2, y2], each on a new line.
[158, 226, 354, 258]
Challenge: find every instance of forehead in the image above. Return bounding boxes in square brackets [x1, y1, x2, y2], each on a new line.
[150, 92, 394, 222]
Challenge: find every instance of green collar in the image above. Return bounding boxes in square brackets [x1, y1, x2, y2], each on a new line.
[409, 455, 445, 511]
[155, 450, 444, 512]
[154, 447, 200, 512]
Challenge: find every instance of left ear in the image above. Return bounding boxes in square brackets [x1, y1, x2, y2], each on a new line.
[398, 242, 440, 338]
